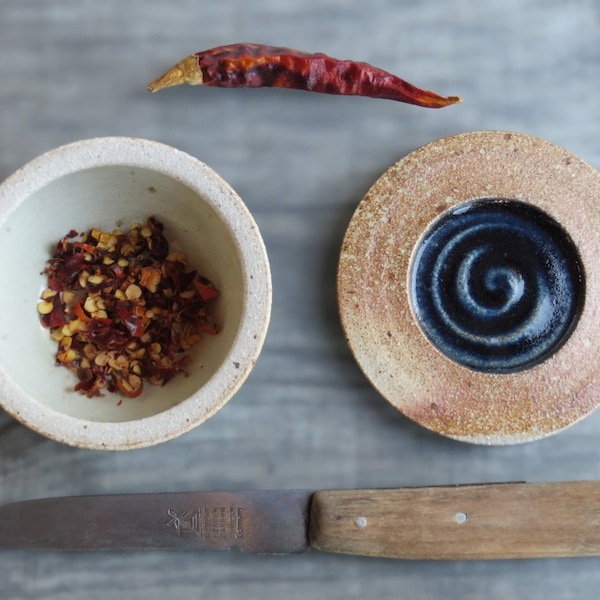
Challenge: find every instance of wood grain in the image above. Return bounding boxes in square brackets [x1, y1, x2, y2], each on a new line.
[310, 482, 600, 559]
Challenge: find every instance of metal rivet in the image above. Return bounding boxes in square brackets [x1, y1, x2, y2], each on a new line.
[454, 512, 468, 524]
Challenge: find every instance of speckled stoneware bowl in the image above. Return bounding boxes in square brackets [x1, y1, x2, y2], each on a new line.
[0, 137, 271, 450]
[338, 130, 600, 444]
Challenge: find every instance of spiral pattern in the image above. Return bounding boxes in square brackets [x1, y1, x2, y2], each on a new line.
[409, 199, 585, 373]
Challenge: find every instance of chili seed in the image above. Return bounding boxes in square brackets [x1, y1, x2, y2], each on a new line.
[37, 301, 54, 315]
[87, 274, 106, 285]
[125, 284, 142, 300]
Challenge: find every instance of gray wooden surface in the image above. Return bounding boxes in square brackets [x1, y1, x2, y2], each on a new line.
[1, 1, 600, 598]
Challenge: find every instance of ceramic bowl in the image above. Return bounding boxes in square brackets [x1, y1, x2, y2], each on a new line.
[0, 137, 271, 450]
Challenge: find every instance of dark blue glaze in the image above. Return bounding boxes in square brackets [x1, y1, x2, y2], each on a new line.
[409, 199, 585, 373]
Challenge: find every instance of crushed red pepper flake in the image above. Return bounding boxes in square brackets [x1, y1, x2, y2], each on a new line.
[38, 217, 220, 398]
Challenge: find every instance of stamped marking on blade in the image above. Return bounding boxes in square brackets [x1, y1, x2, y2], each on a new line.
[166, 506, 243, 538]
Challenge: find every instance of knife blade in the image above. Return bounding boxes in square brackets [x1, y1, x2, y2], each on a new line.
[0, 490, 312, 553]
[1, 481, 600, 559]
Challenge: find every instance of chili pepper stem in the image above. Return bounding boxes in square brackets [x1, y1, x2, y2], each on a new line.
[147, 55, 203, 92]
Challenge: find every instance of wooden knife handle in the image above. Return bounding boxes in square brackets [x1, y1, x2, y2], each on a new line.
[308, 481, 600, 559]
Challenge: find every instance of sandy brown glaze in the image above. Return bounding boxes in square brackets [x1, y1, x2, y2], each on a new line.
[148, 43, 461, 109]
[337, 131, 600, 444]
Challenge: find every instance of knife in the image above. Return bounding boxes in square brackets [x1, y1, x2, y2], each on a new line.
[1, 481, 600, 559]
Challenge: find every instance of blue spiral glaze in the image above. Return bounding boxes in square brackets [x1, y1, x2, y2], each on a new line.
[409, 199, 585, 373]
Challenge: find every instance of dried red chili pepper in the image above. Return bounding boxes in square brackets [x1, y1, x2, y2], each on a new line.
[147, 43, 461, 109]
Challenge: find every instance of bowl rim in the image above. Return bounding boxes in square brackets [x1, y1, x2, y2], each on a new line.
[0, 136, 272, 450]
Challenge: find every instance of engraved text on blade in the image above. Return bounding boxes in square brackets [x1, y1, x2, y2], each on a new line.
[166, 507, 243, 538]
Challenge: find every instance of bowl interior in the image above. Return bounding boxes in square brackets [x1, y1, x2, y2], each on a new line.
[0, 164, 244, 423]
